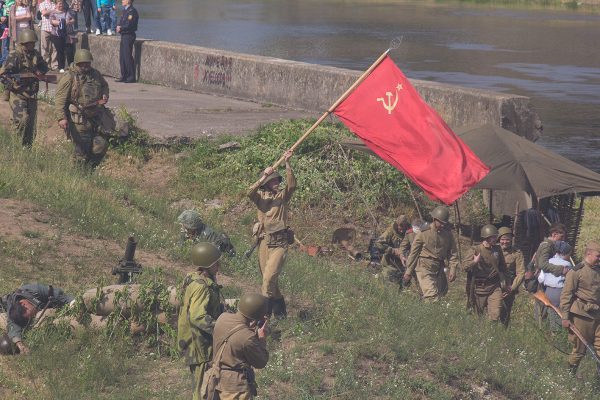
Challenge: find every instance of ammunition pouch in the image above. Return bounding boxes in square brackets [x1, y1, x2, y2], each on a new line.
[69, 104, 85, 124]
[474, 275, 500, 288]
[267, 228, 293, 248]
[579, 298, 600, 312]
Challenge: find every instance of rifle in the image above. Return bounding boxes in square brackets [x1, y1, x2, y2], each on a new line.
[532, 290, 600, 366]
[244, 239, 260, 259]
[0, 72, 59, 98]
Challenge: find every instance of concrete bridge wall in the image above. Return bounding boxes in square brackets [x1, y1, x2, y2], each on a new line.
[78, 34, 541, 140]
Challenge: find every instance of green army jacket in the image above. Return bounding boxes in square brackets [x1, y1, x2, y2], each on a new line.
[177, 271, 222, 366]
[247, 166, 296, 234]
[560, 262, 600, 321]
[0, 46, 49, 98]
[535, 238, 563, 276]
[466, 243, 508, 281]
[405, 228, 458, 276]
[502, 247, 526, 290]
[54, 64, 109, 121]
[375, 223, 404, 255]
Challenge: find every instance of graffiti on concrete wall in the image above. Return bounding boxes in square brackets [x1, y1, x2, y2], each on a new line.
[199, 55, 233, 88]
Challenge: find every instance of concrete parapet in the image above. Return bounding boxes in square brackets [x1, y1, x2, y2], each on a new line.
[80, 34, 541, 140]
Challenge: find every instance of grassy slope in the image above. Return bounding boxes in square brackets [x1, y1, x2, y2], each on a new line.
[0, 120, 599, 399]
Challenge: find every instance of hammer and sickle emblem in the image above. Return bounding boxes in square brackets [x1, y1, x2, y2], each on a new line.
[377, 83, 403, 114]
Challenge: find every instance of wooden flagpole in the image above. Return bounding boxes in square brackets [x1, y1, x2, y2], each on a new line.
[265, 48, 391, 173]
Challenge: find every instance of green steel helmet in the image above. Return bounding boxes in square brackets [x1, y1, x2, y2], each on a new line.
[430, 206, 450, 223]
[74, 49, 94, 64]
[497, 227, 513, 239]
[480, 224, 499, 239]
[260, 171, 282, 188]
[190, 242, 221, 269]
[238, 293, 268, 321]
[0, 334, 18, 355]
[92, 136, 108, 155]
[177, 210, 203, 230]
[18, 29, 37, 44]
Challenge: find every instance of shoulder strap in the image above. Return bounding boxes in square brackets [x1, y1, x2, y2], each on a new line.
[212, 324, 247, 368]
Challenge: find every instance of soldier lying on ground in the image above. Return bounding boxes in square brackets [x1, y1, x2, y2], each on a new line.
[178, 209, 236, 256]
[0, 283, 74, 355]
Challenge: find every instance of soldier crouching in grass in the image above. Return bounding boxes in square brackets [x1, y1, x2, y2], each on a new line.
[403, 206, 458, 302]
[0, 29, 49, 147]
[247, 150, 295, 319]
[374, 214, 411, 288]
[177, 242, 224, 400]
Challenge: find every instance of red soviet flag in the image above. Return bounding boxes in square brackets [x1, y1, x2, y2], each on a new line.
[333, 56, 489, 204]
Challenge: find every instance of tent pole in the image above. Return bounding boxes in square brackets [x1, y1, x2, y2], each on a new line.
[453, 201, 463, 264]
[489, 189, 494, 223]
[404, 177, 423, 220]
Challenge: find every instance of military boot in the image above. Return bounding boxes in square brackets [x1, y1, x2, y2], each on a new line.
[266, 298, 274, 318]
[272, 297, 287, 320]
[568, 363, 579, 376]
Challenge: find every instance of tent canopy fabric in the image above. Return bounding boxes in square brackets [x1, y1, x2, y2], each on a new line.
[342, 123, 600, 205]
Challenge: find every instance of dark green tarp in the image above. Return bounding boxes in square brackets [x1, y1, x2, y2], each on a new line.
[342, 123, 600, 212]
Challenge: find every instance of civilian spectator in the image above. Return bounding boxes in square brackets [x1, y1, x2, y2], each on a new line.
[9, 0, 32, 48]
[66, 0, 80, 29]
[80, 0, 98, 34]
[50, 0, 74, 72]
[96, 0, 114, 35]
[0, 0, 9, 65]
[38, 0, 55, 69]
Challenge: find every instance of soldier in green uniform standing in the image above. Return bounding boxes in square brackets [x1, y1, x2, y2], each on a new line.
[534, 223, 567, 277]
[465, 225, 509, 322]
[247, 150, 295, 318]
[54, 49, 112, 167]
[375, 215, 410, 286]
[177, 242, 224, 400]
[177, 209, 236, 256]
[560, 241, 600, 375]
[403, 206, 458, 302]
[498, 227, 525, 326]
[0, 29, 49, 147]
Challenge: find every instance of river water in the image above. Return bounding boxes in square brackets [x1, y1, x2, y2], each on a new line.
[131, 0, 600, 171]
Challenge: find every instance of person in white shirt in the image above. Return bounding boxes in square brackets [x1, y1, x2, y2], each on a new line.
[538, 240, 572, 331]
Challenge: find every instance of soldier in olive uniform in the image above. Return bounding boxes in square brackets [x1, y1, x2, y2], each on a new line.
[375, 215, 410, 286]
[0, 29, 49, 147]
[465, 225, 509, 322]
[177, 242, 224, 400]
[54, 49, 112, 167]
[247, 150, 295, 318]
[177, 209, 236, 256]
[498, 227, 526, 326]
[211, 293, 270, 400]
[403, 206, 458, 302]
[399, 218, 425, 263]
[533, 223, 567, 278]
[560, 241, 600, 375]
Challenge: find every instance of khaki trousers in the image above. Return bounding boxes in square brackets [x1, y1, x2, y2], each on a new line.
[474, 286, 503, 321]
[217, 391, 252, 400]
[415, 259, 444, 302]
[190, 363, 207, 400]
[41, 30, 57, 70]
[258, 240, 287, 299]
[568, 314, 600, 367]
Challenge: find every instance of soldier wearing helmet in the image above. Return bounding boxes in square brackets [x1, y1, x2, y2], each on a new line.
[403, 206, 459, 301]
[464, 225, 509, 321]
[54, 48, 113, 167]
[247, 149, 296, 318]
[0, 29, 49, 147]
[209, 293, 269, 399]
[177, 210, 236, 256]
[0, 283, 74, 355]
[497, 227, 526, 326]
[374, 215, 411, 287]
[177, 242, 224, 400]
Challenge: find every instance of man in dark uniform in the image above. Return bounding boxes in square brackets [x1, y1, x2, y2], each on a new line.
[115, 0, 138, 83]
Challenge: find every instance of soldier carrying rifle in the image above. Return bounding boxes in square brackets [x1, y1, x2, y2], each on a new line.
[0, 29, 49, 147]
